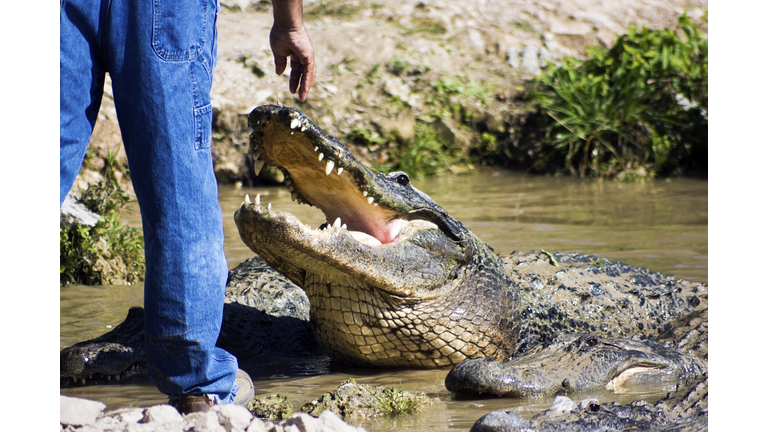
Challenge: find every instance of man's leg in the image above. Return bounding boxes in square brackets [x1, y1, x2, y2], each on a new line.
[60, 0, 105, 205]
[104, 0, 241, 405]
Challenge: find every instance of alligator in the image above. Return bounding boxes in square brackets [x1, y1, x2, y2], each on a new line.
[60, 257, 321, 386]
[62, 106, 707, 395]
[445, 308, 707, 397]
[470, 373, 708, 432]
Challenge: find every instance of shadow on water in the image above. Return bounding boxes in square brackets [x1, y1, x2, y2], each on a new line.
[60, 170, 707, 430]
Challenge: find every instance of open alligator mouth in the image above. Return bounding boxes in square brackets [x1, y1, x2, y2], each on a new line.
[234, 106, 519, 368]
[242, 105, 465, 247]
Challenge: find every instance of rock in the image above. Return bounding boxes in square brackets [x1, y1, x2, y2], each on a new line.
[60, 395, 106, 427]
[60, 192, 104, 229]
[215, 404, 254, 432]
[433, 118, 469, 147]
[245, 418, 269, 432]
[186, 411, 226, 432]
[143, 405, 185, 431]
[372, 116, 416, 143]
[58, 396, 363, 432]
[506, 47, 520, 68]
[522, 45, 541, 75]
[317, 411, 366, 432]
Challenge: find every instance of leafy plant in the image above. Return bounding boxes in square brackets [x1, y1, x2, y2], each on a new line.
[60, 150, 145, 286]
[528, 12, 707, 179]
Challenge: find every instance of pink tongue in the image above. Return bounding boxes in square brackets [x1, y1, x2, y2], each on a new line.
[334, 217, 406, 245]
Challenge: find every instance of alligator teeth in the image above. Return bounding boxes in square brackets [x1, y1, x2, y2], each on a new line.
[368, 197, 374, 204]
[341, 224, 347, 230]
[253, 160, 265, 175]
[256, 194, 261, 206]
[363, 191, 368, 197]
[287, 184, 295, 192]
[337, 167, 344, 175]
[115, 374, 120, 381]
[291, 192, 298, 201]
[268, 203, 272, 211]
[301, 123, 308, 132]
[333, 217, 342, 228]
[245, 194, 251, 204]
[106, 375, 111, 381]
[325, 160, 335, 176]
[81, 379, 86, 385]
[254, 150, 263, 160]
[314, 146, 319, 152]
[318, 153, 325, 161]
[290, 118, 301, 130]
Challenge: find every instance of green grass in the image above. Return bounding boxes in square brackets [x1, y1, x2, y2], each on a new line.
[527, 12, 708, 180]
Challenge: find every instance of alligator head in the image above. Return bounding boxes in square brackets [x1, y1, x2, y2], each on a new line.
[444, 332, 708, 397]
[235, 105, 520, 368]
[60, 307, 147, 385]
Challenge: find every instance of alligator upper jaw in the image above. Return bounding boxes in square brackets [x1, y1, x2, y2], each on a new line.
[246, 105, 465, 245]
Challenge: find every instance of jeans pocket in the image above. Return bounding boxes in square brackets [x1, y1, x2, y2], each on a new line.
[194, 103, 213, 150]
[152, 0, 207, 62]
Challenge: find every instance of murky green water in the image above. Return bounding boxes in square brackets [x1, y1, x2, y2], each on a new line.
[60, 170, 707, 430]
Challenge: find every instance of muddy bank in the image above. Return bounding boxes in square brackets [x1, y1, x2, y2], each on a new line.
[71, 0, 707, 193]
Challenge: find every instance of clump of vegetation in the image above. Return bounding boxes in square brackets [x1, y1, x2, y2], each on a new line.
[525, 13, 707, 180]
[362, 381, 425, 416]
[248, 394, 293, 420]
[60, 151, 145, 286]
[393, 122, 464, 178]
[301, 378, 429, 419]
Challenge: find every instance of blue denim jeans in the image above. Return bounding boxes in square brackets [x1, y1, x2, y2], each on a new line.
[60, 0, 238, 404]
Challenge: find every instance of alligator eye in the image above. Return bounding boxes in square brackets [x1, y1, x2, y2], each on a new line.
[584, 337, 598, 347]
[396, 174, 410, 186]
[587, 402, 600, 412]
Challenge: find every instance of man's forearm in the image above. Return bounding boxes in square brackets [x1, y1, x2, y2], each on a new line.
[272, 0, 304, 31]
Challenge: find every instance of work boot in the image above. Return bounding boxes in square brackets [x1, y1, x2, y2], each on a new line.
[170, 369, 255, 414]
[233, 368, 255, 408]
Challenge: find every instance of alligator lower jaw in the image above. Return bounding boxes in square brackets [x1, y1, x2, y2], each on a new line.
[235, 200, 443, 283]
[605, 365, 670, 393]
[62, 364, 146, 387]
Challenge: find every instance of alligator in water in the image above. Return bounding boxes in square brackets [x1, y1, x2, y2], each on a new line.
[61, 106, 707, 396]
[234, 105, 707, 370]
[470, 373, 707, 432]
[445, 308, 707, 397]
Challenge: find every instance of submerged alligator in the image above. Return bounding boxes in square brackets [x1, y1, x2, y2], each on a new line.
[471, 373, 708, 432]
[61, 106, 707, 405]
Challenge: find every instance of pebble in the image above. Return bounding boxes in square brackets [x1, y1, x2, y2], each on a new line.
[60, 396, 368, 432]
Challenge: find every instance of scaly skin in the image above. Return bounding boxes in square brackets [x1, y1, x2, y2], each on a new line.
[62, 106, 707, 397]
[470, 373, 708, 432]
[445, 309, 708, 397]
[237, 105, 520, 368]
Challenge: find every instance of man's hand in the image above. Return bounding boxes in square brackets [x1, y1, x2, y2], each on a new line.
[271, 0, 315, 102]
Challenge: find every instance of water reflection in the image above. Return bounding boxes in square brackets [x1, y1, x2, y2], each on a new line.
[61, 170, 707, 430]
